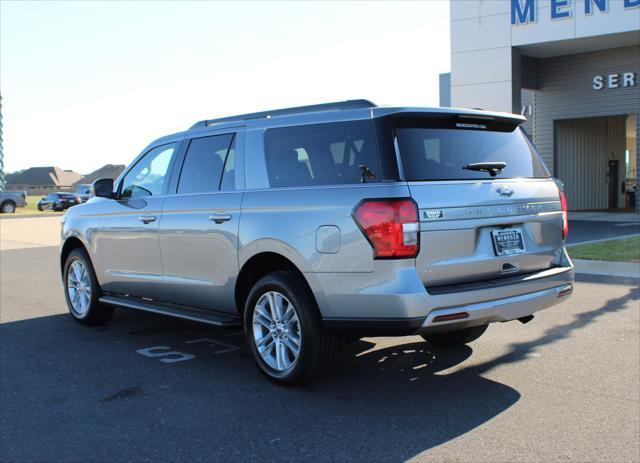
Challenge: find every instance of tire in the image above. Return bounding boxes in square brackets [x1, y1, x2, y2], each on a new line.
[421, 324, 489, 347]
[37, 204, 43, 211]
[243, 271, 338, 386]
[63, 248, 114, 325]
[1, 201, 16, 213]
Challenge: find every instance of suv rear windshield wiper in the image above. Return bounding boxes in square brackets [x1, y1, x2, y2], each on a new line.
[462, 162, 506, 177]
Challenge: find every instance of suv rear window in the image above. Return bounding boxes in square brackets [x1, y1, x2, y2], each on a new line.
[264, 120, 381, 188]
[394, 117, 548, 181]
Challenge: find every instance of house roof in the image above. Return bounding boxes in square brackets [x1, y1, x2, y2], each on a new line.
[73, 164, 126, 188]
[6, 166, 83, 186]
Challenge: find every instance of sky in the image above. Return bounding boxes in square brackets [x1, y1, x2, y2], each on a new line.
[0, 1, 450, 174]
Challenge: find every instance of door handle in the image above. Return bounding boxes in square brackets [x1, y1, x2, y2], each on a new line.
[138, 215, 157, 224]
[209, 213, 232, 224]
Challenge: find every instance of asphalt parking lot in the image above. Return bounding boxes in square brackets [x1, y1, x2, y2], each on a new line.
[1, 217, 639, 462]
[567, 220, 640, 244]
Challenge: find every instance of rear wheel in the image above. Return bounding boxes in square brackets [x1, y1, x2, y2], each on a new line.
[244, 271, 338, 386]
[63, 248, 114, 325]
[1, 201, 16, 213]
[421, 324, 488, 347]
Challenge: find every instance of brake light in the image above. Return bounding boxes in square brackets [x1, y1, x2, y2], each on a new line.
[560, 190, 569, 239]
[353, 198, 419, 258]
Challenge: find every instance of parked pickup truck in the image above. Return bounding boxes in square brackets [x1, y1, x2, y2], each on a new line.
[0, 191, 27, 213]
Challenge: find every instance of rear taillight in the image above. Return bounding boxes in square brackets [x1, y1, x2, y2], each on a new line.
[560, 190, 568, 239]
[353, 198, 419, 258]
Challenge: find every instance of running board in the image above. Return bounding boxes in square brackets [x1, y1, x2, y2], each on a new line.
[99, 295, 241, 327]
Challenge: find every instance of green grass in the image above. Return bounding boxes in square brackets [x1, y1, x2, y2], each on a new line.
[568, 236, 640, 263]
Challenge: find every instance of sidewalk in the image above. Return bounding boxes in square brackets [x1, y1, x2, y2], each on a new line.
[0, 212, 62, 219]
[573, 258, 640, 279]
[0, 216, 62, 251]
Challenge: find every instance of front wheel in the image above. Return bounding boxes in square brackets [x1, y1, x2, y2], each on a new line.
[243, 271, 338, 386]
[63, 248, 114, 325]
[421, 324, 488, 347]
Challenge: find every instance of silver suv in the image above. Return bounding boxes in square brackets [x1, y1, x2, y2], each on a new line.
[60, 100, 574, 385]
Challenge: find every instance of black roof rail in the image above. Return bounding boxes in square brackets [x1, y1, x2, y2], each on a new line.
[190, 99, 377, 129]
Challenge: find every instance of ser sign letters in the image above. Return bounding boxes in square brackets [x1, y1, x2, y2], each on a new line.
[592, 72, 637, 90]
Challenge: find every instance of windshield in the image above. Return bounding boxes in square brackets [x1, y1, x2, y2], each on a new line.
[394, 117, 549, 181]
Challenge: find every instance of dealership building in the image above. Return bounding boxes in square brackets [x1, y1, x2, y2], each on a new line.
[441, 0, 640, 212]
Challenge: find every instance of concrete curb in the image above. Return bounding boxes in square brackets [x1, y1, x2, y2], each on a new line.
[573, 259, 640, 279]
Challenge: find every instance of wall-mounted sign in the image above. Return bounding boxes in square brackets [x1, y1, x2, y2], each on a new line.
[511, 0, 640, 25]
[592, 72, 637, 90]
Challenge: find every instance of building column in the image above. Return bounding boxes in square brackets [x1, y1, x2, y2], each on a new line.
[511, 49, 522, 115]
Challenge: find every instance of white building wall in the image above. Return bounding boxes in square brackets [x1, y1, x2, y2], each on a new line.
[450, 1, 513, 112]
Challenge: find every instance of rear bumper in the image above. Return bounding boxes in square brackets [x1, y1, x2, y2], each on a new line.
[314, 259, 574, 337]
[323, 282, 572, 337]
[419, 282, 572, 334]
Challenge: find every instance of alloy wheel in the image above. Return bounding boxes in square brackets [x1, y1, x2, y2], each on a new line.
[252, 291, 302, 372]
[67, 260, 91, 317]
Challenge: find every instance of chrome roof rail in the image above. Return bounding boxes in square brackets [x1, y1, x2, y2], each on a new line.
[190, 99, 376, 129]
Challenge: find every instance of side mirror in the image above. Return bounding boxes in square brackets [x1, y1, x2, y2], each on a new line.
[93, 178, 114, 199]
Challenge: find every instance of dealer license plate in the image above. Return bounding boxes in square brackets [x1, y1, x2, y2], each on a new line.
[491, 229, 525, 256]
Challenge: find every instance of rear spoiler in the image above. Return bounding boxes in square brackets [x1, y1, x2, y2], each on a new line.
[389, 112, 525, 132]
[373, 107, 527, 126]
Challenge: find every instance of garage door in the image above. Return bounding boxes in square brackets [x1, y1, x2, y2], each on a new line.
[555, 115, 626, 210]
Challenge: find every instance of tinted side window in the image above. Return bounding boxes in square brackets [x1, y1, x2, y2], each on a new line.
[120, 143, 176, 199]
[177, 134, 234, 194]
[264, 120, 380, 188]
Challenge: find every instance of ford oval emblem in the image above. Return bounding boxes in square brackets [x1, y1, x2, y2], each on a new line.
[496, 185, 514, 197]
